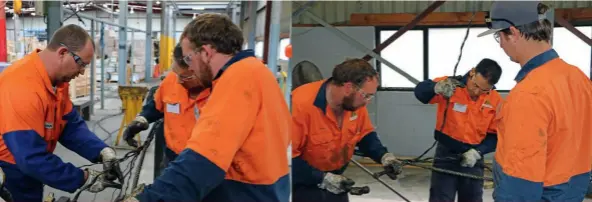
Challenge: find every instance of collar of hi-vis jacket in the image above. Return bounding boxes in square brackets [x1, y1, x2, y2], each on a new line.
[213, 49, 256, 80]
[31, 49, 67, 96]
[514, 48, 559, 82]
[313, 78, 333, 114]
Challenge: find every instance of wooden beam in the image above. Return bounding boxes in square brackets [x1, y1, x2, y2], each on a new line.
[555, 16, 592, 46]
[349, 8, 592, 26]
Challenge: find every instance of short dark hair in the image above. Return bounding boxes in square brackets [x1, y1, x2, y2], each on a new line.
[331, 58, 378, 87]
[181, 13, 243, 55]
[475, 58, 502, 85]
[47, 24, 94, 52]
[500, 3, 552, 42]
[173, 44, 188, 68]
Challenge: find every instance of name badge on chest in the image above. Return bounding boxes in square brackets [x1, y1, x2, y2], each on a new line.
[166, 103, 180, 114]
[453, 103, 467, 113]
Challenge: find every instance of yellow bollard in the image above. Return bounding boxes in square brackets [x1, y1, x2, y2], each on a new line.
[279, 71, 288, 95]
[114, 85, 149, 149]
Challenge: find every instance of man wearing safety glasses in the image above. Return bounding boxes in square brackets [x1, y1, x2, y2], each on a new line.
[478, 1, 592, 201]
[291, 58, 403, 202]
[123, 44, 212, 167]
[120, 13, 291, 202]
[414, 58, 503, 202]
[0, 24, 124, 201]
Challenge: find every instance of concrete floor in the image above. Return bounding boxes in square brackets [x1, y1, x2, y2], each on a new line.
[38, 82, 592, 202]
[345, 165, 493, 202]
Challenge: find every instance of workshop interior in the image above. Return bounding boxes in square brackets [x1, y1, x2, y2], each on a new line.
[0, 0, 591, 202]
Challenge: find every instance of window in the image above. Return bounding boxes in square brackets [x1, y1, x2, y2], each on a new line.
[255, 41, 264, 58]
[279, 38, 290, 61]
[379, 30, 424, 88]
[428, 27, 520, 91]
[553, 26, 591, 78]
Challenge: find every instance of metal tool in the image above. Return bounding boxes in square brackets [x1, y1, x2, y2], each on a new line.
[350, 159, 411, 202]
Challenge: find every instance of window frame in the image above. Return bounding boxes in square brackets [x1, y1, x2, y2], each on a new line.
[375, 22, 592, 92]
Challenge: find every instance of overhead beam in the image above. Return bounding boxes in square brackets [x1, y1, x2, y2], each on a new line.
[63, 9, 146, 32]
[362, 1, 445, 61]
[302, 10, 420, 85]
[555, 15, 592, 46]
[349, 8, 592, 26]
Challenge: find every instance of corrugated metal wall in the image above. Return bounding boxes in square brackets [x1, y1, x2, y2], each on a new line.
[293, 1, 592, 24]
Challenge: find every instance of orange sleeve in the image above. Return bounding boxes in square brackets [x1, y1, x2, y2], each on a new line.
[487, 97, 503, 133]
[291, 102, 308, 158]
[185, 70, 260, 171]
[0, 88, 44, 134]
[499, 91, 550, 182]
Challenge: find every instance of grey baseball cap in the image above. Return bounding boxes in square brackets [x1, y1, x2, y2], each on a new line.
[477, 1, 548, 37]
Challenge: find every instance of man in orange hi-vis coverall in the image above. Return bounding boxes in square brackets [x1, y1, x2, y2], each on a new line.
[0, 24, 123, 202]
[120, 13, 291, 202]
[478, 1, 592, 201]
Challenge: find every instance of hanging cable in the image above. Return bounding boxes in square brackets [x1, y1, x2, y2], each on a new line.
[412, 11, 477, 163]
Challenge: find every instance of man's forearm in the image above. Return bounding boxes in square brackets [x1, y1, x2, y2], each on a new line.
[291, 156, 325, 186]
[356, 132, 388, 164]
[475, 133, 497, 155]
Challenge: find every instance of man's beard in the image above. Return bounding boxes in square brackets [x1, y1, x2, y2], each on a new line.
[341, 93, 357, 111]
[198, 58, 214, 89]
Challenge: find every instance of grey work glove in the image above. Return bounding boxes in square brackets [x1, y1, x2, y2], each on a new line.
[83, 169, 122, 193]
[434, 77, 465, 98]
[318, 173, 355, 195]
[381, 153, 404, 180]
[116, 184, 145, 202]
[461, 148, 482, 168]
[123, 116, 149, 148]
[101, 147, 124, 184]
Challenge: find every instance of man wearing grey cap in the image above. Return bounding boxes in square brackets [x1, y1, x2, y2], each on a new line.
[478, 1, 592, 201]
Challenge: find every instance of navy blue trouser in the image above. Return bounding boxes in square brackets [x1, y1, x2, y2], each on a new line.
[292, 185, 349, 202]
[429, 143, 484, 202]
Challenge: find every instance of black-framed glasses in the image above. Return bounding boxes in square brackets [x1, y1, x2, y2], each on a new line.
[60, 43, 89, 68]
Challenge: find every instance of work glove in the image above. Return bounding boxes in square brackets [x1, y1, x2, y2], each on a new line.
[115, 184, 145, 202]
[123, 116, 149, 148]
[83, 169, 122, 193]
[381, 153, 404, 180]
[101, 147, 124, 184]
[461, 148, 482, 168]
[318, 173, 356, 195]
[434, 77, 465, 99]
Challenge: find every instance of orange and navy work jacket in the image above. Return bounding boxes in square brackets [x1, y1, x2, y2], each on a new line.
[0, 51, 109, 193]
[138, 73, 215, 154]
[414, 74, 502, 155]
[291, 79, 389, 186]
[493, 49, 592, 201]
[135, 49, 292, 202]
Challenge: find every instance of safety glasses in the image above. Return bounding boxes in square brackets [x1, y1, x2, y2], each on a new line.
[60, 43, 89, 68]
[485, 12, 516, 43]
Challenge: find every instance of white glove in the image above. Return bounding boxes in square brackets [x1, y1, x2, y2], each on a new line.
[101, 147, 123, 183]
[434, 77, 464, 98]
[381, 153, 403, 180]
[117, 184, 145, 202]
[461, 148, 482, 168]
[83, 169, 108, 193]
[318, 173, 355, 195]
